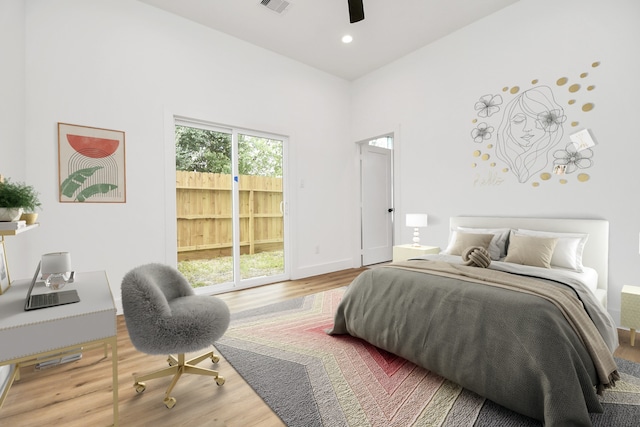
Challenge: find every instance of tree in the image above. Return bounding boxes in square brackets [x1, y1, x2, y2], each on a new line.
[175, 126, 232, 173]
[238, 134, 282, 177]
[175, 126, 282, 177]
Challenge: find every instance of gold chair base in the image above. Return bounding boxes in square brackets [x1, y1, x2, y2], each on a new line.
[132, 351, 225, 408]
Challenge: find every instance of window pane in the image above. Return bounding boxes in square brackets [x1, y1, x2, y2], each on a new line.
[175, 125, 234, 287]
[238, 134, 284, 280]
[368, 136, 393, 149]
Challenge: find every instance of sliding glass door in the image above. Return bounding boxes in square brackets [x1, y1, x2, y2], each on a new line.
[175, 119, 287, 292]
[237, 133, 285, 281]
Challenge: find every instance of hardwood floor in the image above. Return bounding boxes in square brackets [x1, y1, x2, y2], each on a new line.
[613, 329, 640, 362]
[0, 266, 638, 427]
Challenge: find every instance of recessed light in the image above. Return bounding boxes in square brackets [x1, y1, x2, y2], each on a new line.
[342, 35, 353, 44]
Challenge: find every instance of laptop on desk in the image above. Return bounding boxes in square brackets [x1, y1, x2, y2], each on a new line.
[24, 261, 80, 311]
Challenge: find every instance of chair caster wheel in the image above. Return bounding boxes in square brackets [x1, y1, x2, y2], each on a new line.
[211, 354, 220, 363]
[164, 396, 177, 409]
[134, 382, 146, 393]
[167, 357, 176, 366]
[215, 376, 225, 386]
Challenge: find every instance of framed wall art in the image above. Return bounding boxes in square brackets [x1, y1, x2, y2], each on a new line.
[58, 122, 126, 203]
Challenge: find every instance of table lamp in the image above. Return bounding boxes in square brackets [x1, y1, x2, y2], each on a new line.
[406, 214, 428, 247]
[41, 252, 74, 290]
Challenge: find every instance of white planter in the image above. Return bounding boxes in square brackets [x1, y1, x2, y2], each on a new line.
[0, 208, 24, 222]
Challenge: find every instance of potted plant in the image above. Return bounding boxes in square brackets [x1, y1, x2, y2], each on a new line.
[0, 178, 41, 223]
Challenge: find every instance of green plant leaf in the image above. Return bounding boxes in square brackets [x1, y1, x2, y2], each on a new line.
[60, 167, 104, 198]
[0, 178, 41, 210]
[75, 183, 118, 202]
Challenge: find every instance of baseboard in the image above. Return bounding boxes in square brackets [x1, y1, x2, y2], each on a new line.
[291, 259, 355, 280]
[609, 308, 621, 327]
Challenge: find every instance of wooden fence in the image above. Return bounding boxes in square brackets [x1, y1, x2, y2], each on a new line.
[176, 171, 283, 261]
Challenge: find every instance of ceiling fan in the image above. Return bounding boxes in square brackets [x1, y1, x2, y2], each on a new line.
[348, 0, 365, 23]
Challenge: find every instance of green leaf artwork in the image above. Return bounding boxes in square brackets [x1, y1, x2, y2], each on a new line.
[76, 184, 118, 202]
[60, 166, 103, 197]
[60, 166, 118, 202]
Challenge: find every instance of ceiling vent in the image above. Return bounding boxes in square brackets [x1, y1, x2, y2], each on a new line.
[260, 0, 291, 15]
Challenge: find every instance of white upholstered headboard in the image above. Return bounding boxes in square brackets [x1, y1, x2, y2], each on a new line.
[450, 217, 609, 307]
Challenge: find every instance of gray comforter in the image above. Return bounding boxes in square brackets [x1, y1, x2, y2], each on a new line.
[328, 260, 619, 427]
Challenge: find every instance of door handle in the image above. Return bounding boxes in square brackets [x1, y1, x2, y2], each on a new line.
[388, 208, 394, 212]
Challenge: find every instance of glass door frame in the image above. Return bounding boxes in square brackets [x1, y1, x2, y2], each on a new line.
[170, 115, 290, 294]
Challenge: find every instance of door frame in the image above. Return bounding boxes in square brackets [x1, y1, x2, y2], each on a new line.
[165, 113, 290, 294]
[357, 133, 396, 266]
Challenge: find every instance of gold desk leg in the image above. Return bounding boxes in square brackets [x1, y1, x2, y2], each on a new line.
[631, 328, 636, 347]
[110, 336, 119, 426]
[0, 365, 19, 410]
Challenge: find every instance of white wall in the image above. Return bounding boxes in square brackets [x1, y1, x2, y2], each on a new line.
[10, 0, 356, 308]
[0, 0, 25, 181]
[0, 0, 28, 282]
[351, 0, 640, 321]
[0, 0, 26, 401]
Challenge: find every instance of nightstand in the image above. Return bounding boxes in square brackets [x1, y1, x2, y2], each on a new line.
[392, 244, 440, 262]
[621, 285, 640, 346]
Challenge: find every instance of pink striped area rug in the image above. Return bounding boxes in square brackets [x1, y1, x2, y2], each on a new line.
[215, 287, 640, 427]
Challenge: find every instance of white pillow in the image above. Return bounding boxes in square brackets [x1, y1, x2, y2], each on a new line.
[444, 227, 510, 260]
[513, 229, 589, 272]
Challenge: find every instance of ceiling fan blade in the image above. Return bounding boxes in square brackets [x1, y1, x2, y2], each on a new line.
[348, 0, 364, 23]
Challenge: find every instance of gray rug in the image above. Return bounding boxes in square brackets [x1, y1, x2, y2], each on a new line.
[215, 288, 640, 426]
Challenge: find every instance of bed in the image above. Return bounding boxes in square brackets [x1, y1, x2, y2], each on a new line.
[328, 217, 619, 426]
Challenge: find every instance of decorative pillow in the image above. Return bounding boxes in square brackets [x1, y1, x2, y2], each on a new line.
[462, 246, 492, 268]
[503, 233, 558, 268]
[446, 232, 494, 256]
[514, 229, 588, 272]
[456, 227, 511, 260]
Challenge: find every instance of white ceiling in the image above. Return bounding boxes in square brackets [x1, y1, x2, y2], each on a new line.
[139, 0, 520, 81]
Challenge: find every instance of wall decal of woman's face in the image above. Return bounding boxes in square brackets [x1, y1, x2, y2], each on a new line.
[509, 107, 546, 148]
[496, 86, 566, 183]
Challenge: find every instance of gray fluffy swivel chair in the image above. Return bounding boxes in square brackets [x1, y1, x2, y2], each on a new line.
[121, 263, 230, 408]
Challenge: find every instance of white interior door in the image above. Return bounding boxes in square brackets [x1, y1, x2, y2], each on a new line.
[361, 144, 393, 265]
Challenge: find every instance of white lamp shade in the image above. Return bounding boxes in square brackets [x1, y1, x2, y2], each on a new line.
[406, 214, 428, 228]
[41, 252, 72, 275]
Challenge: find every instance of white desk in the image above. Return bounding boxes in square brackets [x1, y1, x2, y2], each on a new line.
[0, 271, 118, 426]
